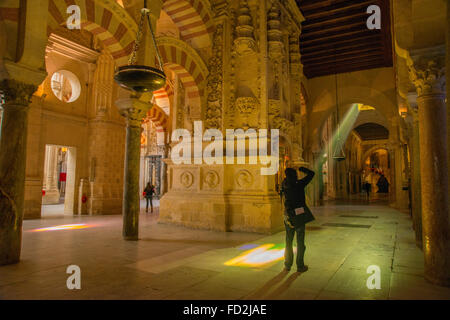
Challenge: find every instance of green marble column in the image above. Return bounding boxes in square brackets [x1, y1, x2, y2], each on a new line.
[0, 80, 37, 265]
[116, 98, 151, 240]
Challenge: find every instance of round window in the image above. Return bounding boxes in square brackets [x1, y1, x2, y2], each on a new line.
[50, 70, 81, 103]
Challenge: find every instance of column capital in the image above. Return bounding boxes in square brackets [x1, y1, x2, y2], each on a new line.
[408, 46, 446, 96]
[115, 98, 151, 127]
[0, 79, 38, 106]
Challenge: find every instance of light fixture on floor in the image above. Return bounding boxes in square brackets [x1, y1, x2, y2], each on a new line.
[114, 1, 166, 93]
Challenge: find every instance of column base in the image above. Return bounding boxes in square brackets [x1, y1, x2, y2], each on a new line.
[42, 189, 60, 204]
[123, 236, 139, 241]
[415, 240, 423, 250]
[425, 273, 450, 288]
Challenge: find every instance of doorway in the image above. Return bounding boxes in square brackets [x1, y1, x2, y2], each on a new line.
[145, 155, 162, 198]
[41, 144, 77, 218]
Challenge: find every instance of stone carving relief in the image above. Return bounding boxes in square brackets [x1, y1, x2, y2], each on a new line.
[235, 96, 259, 128]
[267, 4, 284, 60]
[236, 169, 253, 188]
[180, 171, 194, 188]
[268, 99, 294, 136]
[204, 170, 220, 189]
[211, 0, 229, 17]
[205, 23, 224, 130]
[408, 55, 445, 96]
[0, 80, 37, 106]
[147, 121, 157, 155]
[289, 32, 302, 76]
[176, 79, 185, 128]
[234, 0, 256, 55]
[117, 102, 151, 126]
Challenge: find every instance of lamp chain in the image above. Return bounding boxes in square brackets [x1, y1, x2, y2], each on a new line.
[146, 12, 164, 71]
[128, 7, 165, 72]
[128, 9, 146, 65]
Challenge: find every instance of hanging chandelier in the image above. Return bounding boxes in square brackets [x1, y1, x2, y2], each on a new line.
[114, 1, 166, 93]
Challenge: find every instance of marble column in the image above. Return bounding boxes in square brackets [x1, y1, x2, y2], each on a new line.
[409, 48, 450, 286]
[159, 144, 169, 196]
[0, 79, 37, 265]
[116, 98, 151, 240]
[387, 143, 396, 205]
[410, 108, 423, 248]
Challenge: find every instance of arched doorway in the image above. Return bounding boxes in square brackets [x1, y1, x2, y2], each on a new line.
[317, 103, 392, 202]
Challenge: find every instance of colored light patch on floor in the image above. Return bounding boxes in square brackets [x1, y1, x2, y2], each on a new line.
[225, 244, 296, 267]
[29, 224, 94, 232]
[238, 244, 260, 250]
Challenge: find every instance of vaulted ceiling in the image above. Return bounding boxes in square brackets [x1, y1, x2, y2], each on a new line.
[297, 0, 393, 78]
[354, 123, 389, 140]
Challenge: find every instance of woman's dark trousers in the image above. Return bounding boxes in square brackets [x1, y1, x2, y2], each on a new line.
[284, 223, 306, 270]
[146, 197, 153, 212]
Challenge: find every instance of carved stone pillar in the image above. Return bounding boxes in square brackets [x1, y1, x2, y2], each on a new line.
[87, 51, 124, 215]
[0, 79, 37, 265]
[116, 98, 151, 240]
[409, 48, 450, 286]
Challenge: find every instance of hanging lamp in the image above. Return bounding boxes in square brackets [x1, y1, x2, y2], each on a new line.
[332, 73, 346, 161]
[114, 1, 166, 93]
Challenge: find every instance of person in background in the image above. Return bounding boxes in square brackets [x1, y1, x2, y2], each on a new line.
[144, 182, 155, 213]
[280, 166, 315, 273]
[364, 181, 372, 200]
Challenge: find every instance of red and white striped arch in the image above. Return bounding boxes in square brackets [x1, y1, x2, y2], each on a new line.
[47, 0, 138, 66]
[146, 104, 169, 132]
[162, 0, 214, 47]
[152, 83, 173, 115]
[156, 36, 208, 109]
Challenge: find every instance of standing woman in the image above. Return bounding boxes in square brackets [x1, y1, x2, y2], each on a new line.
[280, 167, 315, 273]
[144, 182, 155, 213]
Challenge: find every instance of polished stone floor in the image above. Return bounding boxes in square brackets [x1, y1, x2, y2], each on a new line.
[1, 200, 450, 300]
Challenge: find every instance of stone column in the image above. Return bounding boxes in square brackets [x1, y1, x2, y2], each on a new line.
[410, 108, 423, 248]
[0, 79, 37, 265]
[42, 145, 60, 204]
[158, 144, 169, 196]
[387, 143, 396, 205]
[116, 98, 151, 240]
[447, 0, 450, 209]
[409, 48, 450, 286]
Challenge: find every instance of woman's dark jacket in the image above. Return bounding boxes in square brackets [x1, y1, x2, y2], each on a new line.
[280, 167, 315, 227]
[144, 185, 154, 199]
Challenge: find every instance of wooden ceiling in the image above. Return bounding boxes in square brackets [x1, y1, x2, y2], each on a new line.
[297, 0, 393, 78]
